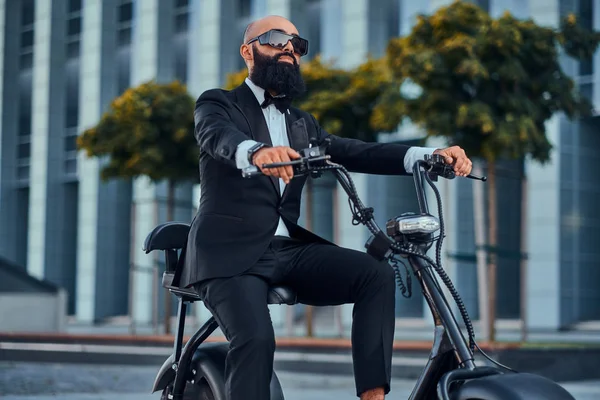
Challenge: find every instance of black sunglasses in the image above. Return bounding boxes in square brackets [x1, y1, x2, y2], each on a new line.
[246, 29, 309, 57]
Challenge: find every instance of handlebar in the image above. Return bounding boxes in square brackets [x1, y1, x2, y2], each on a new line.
[242, 138, 332, 179]
[242, 143, 486, 187]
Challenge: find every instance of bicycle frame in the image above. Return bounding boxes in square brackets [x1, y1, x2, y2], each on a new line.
[404, 255, 474, 399]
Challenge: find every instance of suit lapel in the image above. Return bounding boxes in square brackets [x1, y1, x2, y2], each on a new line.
[234, 83, 280, 195]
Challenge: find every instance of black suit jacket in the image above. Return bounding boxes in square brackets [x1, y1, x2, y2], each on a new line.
[178, 82, 413, 288]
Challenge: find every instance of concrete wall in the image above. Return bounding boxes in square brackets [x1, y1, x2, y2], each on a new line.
[0, 291, 67, 332]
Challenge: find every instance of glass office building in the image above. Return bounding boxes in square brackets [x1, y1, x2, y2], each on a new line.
[0, 0, 598, 335]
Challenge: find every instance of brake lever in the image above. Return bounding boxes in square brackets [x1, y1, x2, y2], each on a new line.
[466, 174, 487, 181]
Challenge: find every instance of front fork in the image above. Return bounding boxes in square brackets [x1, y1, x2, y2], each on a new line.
[152, 297, 220, 400]
[404, 254, 476, 400]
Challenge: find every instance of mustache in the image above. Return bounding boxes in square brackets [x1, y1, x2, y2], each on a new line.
[275, 52, 297, 66]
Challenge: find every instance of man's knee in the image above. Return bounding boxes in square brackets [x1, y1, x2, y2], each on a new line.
[367, 259, 396, 291]
[352, 257, 396, 300]
[231, 326, 276, 356]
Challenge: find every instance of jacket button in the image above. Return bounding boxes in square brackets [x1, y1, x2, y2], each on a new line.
[220, 148, 229, 156]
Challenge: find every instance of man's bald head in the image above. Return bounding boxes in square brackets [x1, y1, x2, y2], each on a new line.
[239, 15, 306, 98]
[242, 15, 299, 44]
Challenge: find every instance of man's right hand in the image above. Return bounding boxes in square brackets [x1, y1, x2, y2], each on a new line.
[252, 146, 301, 184]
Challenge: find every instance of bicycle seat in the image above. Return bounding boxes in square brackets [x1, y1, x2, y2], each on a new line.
[143, 222, 191, 253]
[162, 272, 297, 305]
[453, 372, 576, 400]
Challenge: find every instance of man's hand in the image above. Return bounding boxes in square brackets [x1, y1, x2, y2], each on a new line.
[252, 146, 301, 184]
[433, 146, 473, 177]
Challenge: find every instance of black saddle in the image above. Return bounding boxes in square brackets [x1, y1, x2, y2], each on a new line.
[143, 222, 297, 305]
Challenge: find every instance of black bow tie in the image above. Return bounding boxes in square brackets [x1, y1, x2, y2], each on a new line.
[261, 91, 292, 114]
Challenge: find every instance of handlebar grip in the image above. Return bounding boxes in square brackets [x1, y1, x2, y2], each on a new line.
[241, 166, 263, 178]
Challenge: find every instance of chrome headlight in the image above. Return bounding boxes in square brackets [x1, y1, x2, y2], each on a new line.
[387, 214, 440, 236]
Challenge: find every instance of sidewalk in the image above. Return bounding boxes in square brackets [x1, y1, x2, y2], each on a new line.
[60, 317, 600, 346]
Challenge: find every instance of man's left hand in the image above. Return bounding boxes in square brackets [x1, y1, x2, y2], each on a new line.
[433, 146, 472, 177]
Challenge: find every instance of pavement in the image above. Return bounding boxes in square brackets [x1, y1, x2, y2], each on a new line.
[63, 315, 600, 345]
[2, 361, 600, 400]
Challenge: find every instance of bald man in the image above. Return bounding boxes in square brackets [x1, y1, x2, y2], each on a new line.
[181, 15, 473, 400]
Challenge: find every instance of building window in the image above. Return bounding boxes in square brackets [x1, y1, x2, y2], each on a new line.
[579, 0, 593, 76]
[69, 0, 82, 13]
[65, 0, 82, 60]
[21, 0, 34, 25]
[118, 1, 133, 23]
[475, 0, 489, 12]
[235, 1, 255, 70]
[237, 0, 252, 18]
[63, 1, 82, 176]
[306, 0, 322, 58]
[17, 0, 34, 183]
[117, 1, 134, 93]
[174, 0, 190, 82]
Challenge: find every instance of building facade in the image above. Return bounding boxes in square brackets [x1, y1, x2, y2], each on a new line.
[0, 0, 598, 335]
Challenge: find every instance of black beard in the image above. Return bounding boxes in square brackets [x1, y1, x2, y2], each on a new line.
[249, 47, 306, 99]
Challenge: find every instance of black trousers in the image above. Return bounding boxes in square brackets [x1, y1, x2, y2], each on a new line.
[194, 236, 397, 400]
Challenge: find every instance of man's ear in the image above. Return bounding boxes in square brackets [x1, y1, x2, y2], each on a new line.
[240, 44, 253, 62]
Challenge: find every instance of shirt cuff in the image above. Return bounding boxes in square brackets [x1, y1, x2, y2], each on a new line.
[235, 140, 260, 169]
[403, 147, 439, 173]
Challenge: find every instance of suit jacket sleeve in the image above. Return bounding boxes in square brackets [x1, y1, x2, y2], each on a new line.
[308, 115, 412, 176]
[194, 89, 254, 168]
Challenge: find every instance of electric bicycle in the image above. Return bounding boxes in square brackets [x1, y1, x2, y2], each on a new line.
[143, 139, 576, 399]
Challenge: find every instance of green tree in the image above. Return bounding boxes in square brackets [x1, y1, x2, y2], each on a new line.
[375, 0, 600, 341]
[77, 80, 197, 334]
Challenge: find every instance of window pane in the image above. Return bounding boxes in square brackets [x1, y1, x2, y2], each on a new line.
[64, 135, 78, 152]
[18, 72, 33, 136]
[67, 41, 80, 58]
[118, 27, 132, 46]
[119, 2, 133, 22]
[21, 30, 33, 48]
[237, 0, 251, 18]
[68, 17, 81, 36]
[117, 48, 131, 94]
[65, 60, 80, 128]
[174, 12, 188, 33]
[21, 0, 34, 26]
[18, 143, 31, 159]
[174, 34, 188, 82]
[69, 0, 82, 12]
[65, 159, 77, 174]
[20, 52, 33, 69]
[18, 165, 30, 180]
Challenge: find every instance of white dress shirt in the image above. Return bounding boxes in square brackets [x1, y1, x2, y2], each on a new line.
[235, 77, 437, 238]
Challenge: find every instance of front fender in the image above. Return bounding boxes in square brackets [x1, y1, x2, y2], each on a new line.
[150, 343, 230, 395]
[152, 354, 176, 393]
[151, 342, 285, 400]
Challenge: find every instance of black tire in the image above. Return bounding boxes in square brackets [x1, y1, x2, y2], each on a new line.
[190, 342, 285, 400]
[160, 382, 205, 400]
[197, 378, 216, 400]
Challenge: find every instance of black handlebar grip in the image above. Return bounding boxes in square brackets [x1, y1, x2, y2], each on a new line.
[241, 165, 263, 178]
